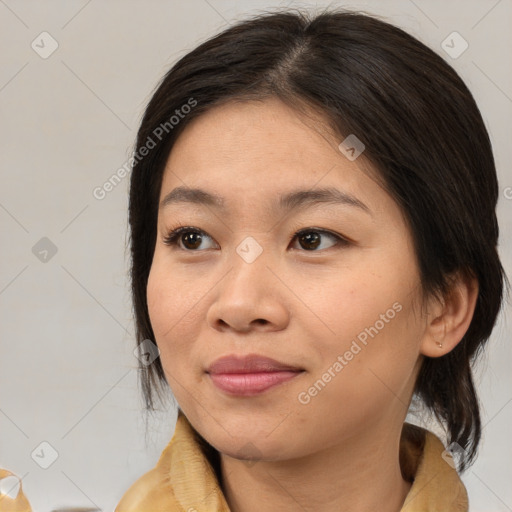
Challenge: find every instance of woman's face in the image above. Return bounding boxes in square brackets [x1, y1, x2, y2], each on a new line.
[147, 97, 429, 461]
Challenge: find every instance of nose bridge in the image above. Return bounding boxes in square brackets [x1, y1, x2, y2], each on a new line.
[234, 234, 266, 266]
[226, 234, 271, 295]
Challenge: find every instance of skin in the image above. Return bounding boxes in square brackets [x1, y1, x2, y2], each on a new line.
[146, 97, 478, 512]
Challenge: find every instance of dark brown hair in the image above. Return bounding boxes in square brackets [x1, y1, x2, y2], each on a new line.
[127, 8, 508, 471]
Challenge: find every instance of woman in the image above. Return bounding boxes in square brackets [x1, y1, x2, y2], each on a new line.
[115, 8, 507, 511]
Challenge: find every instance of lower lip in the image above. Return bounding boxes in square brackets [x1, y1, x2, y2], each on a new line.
[208, 371, 302, 396]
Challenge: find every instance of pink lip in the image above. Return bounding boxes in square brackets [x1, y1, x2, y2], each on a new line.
[206, 354, 304, 396]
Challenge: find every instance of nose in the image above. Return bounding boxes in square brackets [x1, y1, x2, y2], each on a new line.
[206, 244, 290, 334]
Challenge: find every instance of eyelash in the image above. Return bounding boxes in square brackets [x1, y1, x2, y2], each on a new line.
[162, 226, 350, 252]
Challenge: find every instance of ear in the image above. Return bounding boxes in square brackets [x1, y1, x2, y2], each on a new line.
[420, 271, 479, 358]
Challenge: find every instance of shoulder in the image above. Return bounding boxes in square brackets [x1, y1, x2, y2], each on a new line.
[114, 412, 231, 511]
[114, 449, 177, 511]
[400, 423, 468, 511]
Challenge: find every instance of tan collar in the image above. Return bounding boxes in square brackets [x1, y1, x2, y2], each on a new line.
[116, 413, 468, 511]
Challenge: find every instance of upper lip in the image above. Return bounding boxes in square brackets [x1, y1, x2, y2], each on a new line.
[206, 354, 303, 374]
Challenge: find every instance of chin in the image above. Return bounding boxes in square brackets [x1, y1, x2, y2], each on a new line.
[199, 418, 302, 462]
[215, 437, 290, 463]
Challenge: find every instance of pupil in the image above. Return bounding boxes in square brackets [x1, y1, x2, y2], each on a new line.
[184, 232, 201, 249]
[301, 232, 320, 250]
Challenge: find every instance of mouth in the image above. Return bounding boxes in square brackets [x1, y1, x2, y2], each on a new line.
[206, 354, 305, 396]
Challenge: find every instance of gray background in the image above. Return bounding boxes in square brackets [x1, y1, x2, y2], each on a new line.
[1, 0, 511, 510]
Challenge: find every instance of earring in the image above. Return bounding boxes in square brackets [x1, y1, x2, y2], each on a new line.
[436, 341, 443, 348]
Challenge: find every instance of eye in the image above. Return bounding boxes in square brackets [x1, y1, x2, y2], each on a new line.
[162, 226, 350, 252]
[290, 228, 349, 251]
[163, 226, 217, 251]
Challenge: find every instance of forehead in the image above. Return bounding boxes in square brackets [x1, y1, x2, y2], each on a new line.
[159, 98, 390, 219]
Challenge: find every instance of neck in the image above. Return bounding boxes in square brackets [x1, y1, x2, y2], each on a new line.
[219, 421, 412, 512]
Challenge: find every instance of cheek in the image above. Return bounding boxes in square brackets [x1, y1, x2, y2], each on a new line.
[310, 268, 412, 352]
[148, 255, 196, 331]
[323, 296, 422, 405]
[308, 267, 423, 396]
[147, 264, 188, 362]
[146, 263, 224, 426]
[147, 265, 171, 338]
[293, 307, 422, 447]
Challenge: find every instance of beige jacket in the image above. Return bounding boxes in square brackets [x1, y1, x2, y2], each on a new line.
[115, 413, 468, 511]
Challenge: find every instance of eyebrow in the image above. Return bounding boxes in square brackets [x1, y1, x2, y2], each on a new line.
[159, 185, 371, 215]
